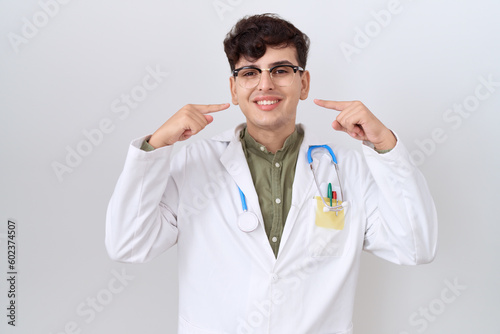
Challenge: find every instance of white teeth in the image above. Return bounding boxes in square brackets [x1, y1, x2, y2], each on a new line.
[256, 100, 279, 105]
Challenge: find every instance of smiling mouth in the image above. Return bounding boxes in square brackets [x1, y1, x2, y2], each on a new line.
[256, 100, 280, 105]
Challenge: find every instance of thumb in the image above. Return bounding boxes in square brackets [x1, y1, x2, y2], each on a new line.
[333, 120, 363, 139]
[204, 115, 214, 124]
[331, 120, 344, 132]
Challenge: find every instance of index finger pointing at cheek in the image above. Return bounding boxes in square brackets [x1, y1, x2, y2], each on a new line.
[194, 103, 231, 114]
[314, 99, 352, 111]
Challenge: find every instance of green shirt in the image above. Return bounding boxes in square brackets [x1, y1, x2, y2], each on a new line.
[239, 127, 304, 258]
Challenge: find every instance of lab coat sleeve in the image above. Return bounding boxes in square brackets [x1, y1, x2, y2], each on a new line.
[361, 134, 438, 265]
[105, 135, 179, 263]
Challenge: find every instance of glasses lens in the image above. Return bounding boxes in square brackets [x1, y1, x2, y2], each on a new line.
[237, 68, 261, 88]
[270, 66, 295, 87]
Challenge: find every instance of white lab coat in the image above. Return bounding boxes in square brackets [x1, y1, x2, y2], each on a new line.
[106, 123, 437, 334]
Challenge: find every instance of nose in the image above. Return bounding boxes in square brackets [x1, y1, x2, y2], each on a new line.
[257, 69, 274, 90]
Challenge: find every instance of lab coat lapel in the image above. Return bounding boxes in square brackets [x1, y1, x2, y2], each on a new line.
[218, 125, 277, 266]
[219, 131, 263, 228]
[278, 125, 317, 257]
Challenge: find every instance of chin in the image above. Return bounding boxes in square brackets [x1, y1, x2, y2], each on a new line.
[249, 116, 292, 131]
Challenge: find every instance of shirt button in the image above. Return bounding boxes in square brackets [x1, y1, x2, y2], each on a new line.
[271, 273, 279, 281]
[271, 236, 278, 242]
[275, 162, 280, 168]
[260, 146, 265, 151]
[275, 198, 281, 204]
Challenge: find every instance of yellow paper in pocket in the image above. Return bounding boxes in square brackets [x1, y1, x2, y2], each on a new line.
[314, 196, 345, 230]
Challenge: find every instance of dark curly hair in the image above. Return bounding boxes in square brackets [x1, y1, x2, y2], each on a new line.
[223, 13, 310, 72]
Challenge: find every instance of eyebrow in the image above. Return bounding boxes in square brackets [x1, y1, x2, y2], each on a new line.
[239, 60, 295, 68]
[269, 60, 294, 67]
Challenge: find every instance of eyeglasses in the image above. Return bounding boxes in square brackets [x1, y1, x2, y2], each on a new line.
[232, 64, 304, 89]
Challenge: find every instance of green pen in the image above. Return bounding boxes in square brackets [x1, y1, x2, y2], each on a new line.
[327, 183, 332, 206]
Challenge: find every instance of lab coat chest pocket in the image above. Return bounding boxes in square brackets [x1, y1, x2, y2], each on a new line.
[307, 197, 351, 257]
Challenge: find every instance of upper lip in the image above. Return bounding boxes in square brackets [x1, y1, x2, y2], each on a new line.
[253, 95, 282, 102]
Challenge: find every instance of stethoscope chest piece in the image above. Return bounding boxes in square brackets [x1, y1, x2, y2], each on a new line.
[238, 211, 259, 232]
[237, 186, 259, 232]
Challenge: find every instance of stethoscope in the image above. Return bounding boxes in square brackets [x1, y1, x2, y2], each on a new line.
[307, 145, 348, 213]
[237, 145, 348, 233]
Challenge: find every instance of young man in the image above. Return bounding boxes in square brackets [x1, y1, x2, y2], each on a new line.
[106, 14, 437, 334]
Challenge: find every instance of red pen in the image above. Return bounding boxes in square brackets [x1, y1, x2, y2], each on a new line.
[333, 191, 338, 216]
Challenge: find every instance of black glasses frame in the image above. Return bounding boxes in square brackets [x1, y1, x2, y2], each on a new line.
[232, 65, 304, 78]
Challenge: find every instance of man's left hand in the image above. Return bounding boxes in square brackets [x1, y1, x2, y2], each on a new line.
[314, 99, 397, 151]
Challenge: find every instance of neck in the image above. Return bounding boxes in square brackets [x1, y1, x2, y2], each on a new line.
[246, 122, 296, 154]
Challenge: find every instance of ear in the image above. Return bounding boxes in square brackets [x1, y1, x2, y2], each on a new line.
[229, 76, 239, 105]
[299, 70, 310, 100]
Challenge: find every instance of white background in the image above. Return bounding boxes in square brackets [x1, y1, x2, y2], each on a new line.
[1, 0, 499, 333]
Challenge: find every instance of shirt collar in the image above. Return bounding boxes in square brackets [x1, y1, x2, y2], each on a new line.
[239, 126, 303, 159]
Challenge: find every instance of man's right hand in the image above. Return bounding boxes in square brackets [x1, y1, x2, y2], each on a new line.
[148, 103, 230, 148]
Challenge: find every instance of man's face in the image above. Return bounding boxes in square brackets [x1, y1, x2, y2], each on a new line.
[229, 46, 310, 133]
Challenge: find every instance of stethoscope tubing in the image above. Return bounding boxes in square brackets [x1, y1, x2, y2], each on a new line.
[308, 145, 345, 211]
[238, 186, 248, 211]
